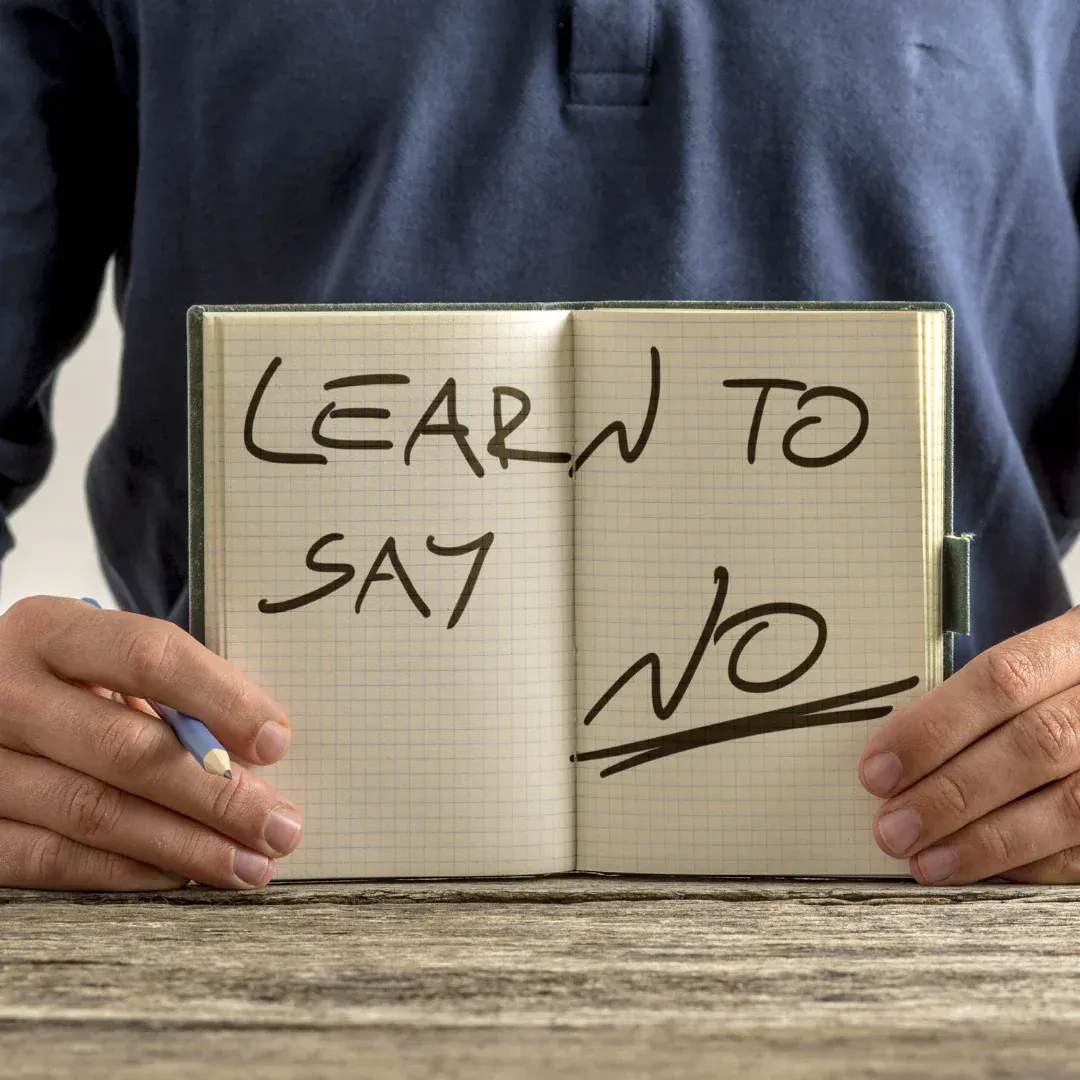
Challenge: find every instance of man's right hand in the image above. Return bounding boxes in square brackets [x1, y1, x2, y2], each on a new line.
[0, 596, 303, 891]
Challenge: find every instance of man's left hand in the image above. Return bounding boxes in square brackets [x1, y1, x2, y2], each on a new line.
[859, 606, 1080, 884]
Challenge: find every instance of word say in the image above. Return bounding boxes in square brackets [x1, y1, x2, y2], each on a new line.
[259, 531, 494, 629]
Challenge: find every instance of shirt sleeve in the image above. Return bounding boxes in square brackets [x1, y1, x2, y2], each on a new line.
[0, 0, 131, 562]
[1042, 45, 1080, 557]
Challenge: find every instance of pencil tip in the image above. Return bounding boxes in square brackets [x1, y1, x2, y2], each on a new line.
[205, 748, 233, 778]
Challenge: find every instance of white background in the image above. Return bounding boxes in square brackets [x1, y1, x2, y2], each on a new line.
[1, 271, 1077, 615]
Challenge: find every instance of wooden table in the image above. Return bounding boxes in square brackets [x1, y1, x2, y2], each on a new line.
[3, 877, 1080, 1078]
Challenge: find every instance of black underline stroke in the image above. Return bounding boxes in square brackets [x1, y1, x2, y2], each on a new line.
[571, 676, 919, 777]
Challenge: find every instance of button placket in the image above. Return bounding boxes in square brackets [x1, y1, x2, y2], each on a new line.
[566, 0, 655, 107]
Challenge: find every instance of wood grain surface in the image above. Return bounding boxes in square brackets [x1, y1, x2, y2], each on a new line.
[3, 876, 1080, 1078]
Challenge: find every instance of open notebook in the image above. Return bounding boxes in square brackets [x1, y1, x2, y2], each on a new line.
[189, 302, 968, 880]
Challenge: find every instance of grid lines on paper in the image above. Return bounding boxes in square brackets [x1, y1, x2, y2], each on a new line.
[572, 310, 931, 877]
[210, 310, 576, 879]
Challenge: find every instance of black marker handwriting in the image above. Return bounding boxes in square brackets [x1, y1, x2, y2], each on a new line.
[488, 387, 572, 470]
[722, 379, 806, 464]
[572, 677, 920, 776]
[354, 536, 431, 617]
[582, 565, 827, 727]
[403, 377, 485, 478]
[323, 374, 412, 391]
[257, 531, 353, 613]
[245, 357, 328, 465]
[312, 374, 410, 452]
[425, 531, 495, 629]
[569, 346, 661, 477]
[258, 531, 494, 628]
[783, 385, 870, 467]
[242, 352, 657, 477]
[244, 352, 869, 476]
[723, 379, 869, 467]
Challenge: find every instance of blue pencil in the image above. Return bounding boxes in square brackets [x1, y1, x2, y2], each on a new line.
[81, 598, 233, 779]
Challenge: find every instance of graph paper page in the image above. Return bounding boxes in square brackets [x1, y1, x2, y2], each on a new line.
[203, 310, 576, 878]
[572, 309, 939, 875]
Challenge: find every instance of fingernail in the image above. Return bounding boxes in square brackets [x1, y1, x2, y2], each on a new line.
[862, 752, 902, 795]
[917, 845, 958, 883]
[233, 847, 272, 886]
[255, 721, 291, 763]
[877, 807, 920, 854]
[264, 807, 303, 855]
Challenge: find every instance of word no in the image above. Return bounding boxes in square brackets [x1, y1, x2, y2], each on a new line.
[572, 564, 918, 776]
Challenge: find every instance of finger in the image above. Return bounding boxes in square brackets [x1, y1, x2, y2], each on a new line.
[115, 690, 261, 771]
[12, 597, 291, 767]
[0, 818, 190, 892]
[116, 690, 258, 769]
[903, 771, 1080, 885]
[7, 681, 304, 862]
[75, 682, 116, 700]
[870, 684, 1080, 860]
[859, 606, 1080, 798]
[115, 691, 163, 715]
[0, 744, 278, 890]
[997, 845, 1080, 884]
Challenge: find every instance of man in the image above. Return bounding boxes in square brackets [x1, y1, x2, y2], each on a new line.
[0, 0, 1078, 890]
